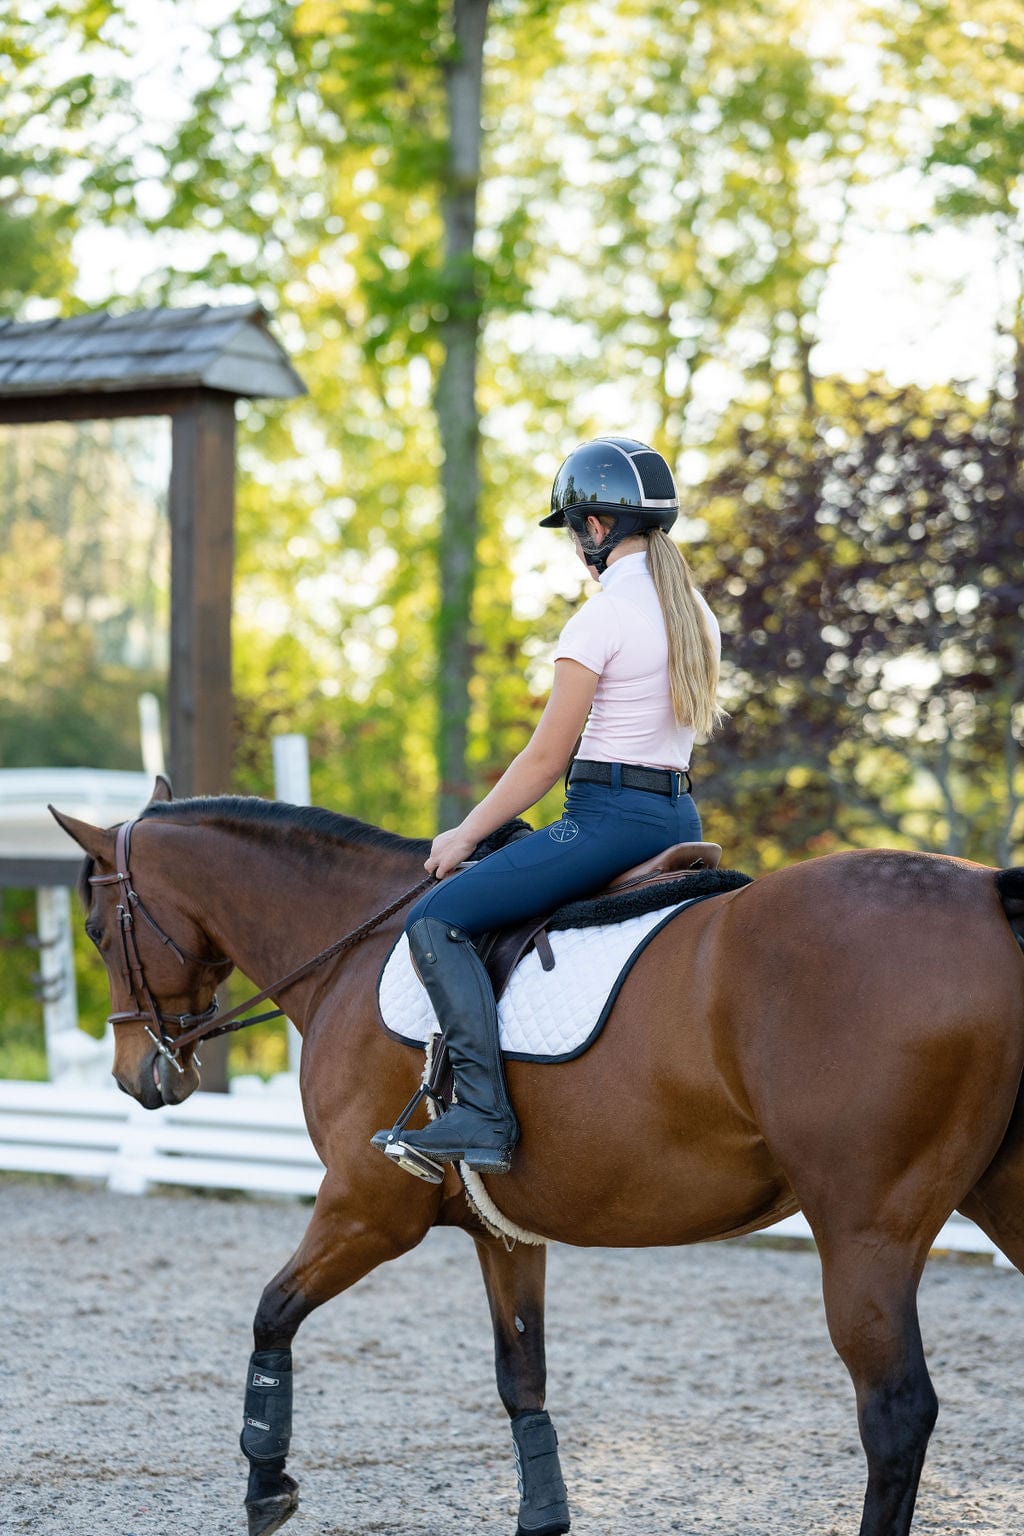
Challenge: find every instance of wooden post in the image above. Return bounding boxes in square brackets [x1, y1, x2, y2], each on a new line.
[168, 392, 236, 798]
[168, 392, 235, 1092]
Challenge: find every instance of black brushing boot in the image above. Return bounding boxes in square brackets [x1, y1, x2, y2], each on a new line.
[240, 1349, 300, 1536]
[512, 1410, 571, 1536]
[372, 916, 519, 1174]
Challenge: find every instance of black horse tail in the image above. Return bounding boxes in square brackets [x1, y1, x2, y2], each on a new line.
[996, 869, 1024, 955]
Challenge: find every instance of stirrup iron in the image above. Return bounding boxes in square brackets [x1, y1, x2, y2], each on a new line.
[383, 1139, 445, 1183]
[371, 1081, 446, 1184]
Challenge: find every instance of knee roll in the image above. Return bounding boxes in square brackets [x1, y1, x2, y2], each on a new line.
[240, 1349, 293, 1465]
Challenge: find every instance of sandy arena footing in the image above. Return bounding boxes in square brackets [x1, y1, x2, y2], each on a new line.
[3, 1176, 1022, 1536]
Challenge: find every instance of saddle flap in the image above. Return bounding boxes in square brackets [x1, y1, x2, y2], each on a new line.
[476, 921, 554, 1001]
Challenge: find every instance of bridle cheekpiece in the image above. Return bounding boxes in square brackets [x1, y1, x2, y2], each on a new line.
[87, 817, 434, 1076]
[88, 818, 232, 1073]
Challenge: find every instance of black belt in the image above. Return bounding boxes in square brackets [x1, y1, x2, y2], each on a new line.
[569, 759, 693, 797]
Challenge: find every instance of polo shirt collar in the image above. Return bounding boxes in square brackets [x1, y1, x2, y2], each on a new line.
[599, 550, 648, 590]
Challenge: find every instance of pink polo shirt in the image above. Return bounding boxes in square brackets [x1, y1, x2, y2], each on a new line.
[554, 551, 720, 773]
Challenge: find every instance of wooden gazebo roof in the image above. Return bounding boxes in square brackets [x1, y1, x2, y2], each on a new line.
[0, 301, 305, 410]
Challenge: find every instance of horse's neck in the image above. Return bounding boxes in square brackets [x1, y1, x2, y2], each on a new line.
[157, 819, 421, 1027]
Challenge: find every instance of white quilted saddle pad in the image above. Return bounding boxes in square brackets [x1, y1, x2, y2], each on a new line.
[377, 900, 693, 1062]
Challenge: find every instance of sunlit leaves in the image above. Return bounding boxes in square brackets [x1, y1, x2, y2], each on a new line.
[3, 0, 1022, 862]
[699, 377, 1024, 866]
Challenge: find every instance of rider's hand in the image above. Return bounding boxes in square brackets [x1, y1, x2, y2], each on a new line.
[425, 826, 479, 880]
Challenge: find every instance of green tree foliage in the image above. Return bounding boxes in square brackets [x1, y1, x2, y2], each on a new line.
[879, 0, 1024, 243]
[699, 377, 1024, 867]
[59, 0, 568, 831]
[0, 419, 169, 768]
[528, 0, 866, 452]
[0, 1, 136, 315]
[2, 0, 1022, 844]
[3, 0, 1024, 1076]
[0, 417, 170, 1080]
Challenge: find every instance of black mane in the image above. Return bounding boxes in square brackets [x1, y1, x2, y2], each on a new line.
[137, 795, 534, 862]
[76, 856, 96, 910]
[139, 794, 431, 858]
[67, 798, 534, 909]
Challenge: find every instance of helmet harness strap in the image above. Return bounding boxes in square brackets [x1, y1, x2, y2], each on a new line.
[570, 510, 646, 575]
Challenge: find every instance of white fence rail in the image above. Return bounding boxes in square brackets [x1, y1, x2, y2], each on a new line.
[0, 1080, 1014, 1267]
[0, 1080, 324, 1198]
[769, 1211, 1012, 1266]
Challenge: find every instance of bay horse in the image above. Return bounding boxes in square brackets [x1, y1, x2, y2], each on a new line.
[51, 778, 1024, 1536]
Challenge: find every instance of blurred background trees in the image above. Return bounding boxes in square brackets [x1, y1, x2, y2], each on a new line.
[1, 0, 1021, 1072]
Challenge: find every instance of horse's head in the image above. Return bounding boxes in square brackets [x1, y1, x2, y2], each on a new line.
[49, 777, 231, 1108]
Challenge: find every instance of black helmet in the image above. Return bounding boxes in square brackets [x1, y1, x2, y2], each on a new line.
[542, 437, 678, 572]
[542, 437, 679, 529]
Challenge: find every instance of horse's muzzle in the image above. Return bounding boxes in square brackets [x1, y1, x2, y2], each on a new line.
[118, 1046, 201, 1109]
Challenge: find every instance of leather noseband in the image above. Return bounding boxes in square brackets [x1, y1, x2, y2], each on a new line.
[88, 819, 232, 1072]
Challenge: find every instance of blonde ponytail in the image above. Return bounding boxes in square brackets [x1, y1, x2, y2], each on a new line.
[645, 529, 723, 739]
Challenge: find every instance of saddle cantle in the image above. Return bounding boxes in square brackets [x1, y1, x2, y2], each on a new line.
[608, 840, 721, 888]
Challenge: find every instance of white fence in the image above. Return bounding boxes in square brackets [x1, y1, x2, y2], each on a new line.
[0, 1078, 1013, 1267]
[0, 1079, 324, 1197]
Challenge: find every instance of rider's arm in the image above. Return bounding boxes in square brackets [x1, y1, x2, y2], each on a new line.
[425, 658, 599, 877]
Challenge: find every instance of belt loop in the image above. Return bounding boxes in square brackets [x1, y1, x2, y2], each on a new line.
[610, 762, 622, 790]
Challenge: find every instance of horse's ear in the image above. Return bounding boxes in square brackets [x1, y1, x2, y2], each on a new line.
[148, 774, 174, 804]
[48, 807, 116, 863]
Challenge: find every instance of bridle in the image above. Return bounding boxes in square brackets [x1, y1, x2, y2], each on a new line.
[89, 818, 432, 1075]
[89, 819, 231, 1072]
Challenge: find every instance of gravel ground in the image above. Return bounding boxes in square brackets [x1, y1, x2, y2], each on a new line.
[3, 1175, 1023, 1536]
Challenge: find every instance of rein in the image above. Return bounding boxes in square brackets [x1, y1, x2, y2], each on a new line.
[89, 818, 432, 1071]
[170, 875, 433, 1053]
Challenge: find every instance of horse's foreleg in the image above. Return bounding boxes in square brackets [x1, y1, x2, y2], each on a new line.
[242, 1171, 434, 1536]
[816, 1233, 937, 1536]
[473, 1235, 570, 1536]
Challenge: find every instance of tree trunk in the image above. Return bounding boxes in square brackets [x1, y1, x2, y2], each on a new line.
[434, 0, 490, 828]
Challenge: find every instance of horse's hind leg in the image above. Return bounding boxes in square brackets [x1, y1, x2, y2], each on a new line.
[473, 1234, 571, 1536]
[959, 1086, 1024, 1272]
[815, 1230, 937, 1536]
[241, 1171, 435, 1536]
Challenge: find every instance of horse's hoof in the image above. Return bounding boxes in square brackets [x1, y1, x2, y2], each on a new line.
[245, 1475, 299, 1536]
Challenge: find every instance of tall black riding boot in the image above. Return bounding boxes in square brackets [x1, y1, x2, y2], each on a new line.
[373, 917, 519, 1174]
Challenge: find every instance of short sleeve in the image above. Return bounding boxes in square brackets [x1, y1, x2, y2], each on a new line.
[697, 593, 722, 660]
[554, 595, 621, 676]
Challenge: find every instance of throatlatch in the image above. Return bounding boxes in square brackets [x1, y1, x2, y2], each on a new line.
[511, 1409, 571, 1536]
[240, 1349, 293, 1465]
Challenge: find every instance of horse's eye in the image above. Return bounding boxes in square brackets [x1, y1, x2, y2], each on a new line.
[85, 923, 102, 946]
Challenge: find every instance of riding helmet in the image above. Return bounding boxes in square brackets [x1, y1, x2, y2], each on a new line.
[542, 437, 679, 572]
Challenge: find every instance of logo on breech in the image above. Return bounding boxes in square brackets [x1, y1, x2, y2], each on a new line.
[549, 819, 580, 843]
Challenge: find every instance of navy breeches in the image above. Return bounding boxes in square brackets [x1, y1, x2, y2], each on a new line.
[406, 768, 702, 939]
